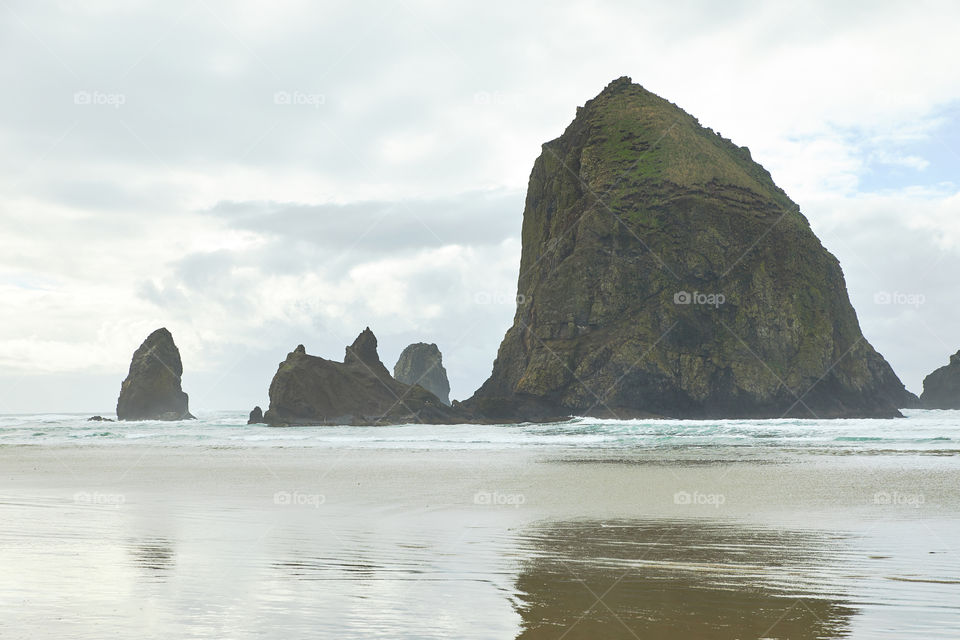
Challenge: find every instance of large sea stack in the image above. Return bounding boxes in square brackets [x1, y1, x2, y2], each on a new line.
[468, 77, 917, 420]
[920, 351, 960, 409]
[117, 328, 194, 421]
[394, 343, 451, 406]
[263, 328, 461, 425]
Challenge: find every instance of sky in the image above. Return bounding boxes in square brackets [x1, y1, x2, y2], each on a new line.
[0, 0, 958, 413]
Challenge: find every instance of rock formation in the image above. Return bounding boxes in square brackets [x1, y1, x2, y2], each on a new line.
[394, 343, 451, 406]
[467, 77, 917, 420]
[248, 406, 264, 424]
[263, 328, 463, 425]
[920, 351, 960, 409]
[116, 328, 194, 421]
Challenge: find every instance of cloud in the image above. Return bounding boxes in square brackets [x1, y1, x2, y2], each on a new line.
[1, 0, 959, 410]
[808, 187, 960, 393]
[204, 189, 522, 257]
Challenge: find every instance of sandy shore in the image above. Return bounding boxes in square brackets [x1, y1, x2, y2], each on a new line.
[2, 445, 958, 639]
[4, 444, 958, 524]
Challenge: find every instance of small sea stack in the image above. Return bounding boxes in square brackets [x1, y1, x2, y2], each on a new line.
[263, 328, 463, 426]
[920, 351, 960, 409]
[394, 343, 451, 406]
[116, 328, 194, 421]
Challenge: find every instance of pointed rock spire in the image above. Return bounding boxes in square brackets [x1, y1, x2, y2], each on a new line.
[117, 328, 194, 421]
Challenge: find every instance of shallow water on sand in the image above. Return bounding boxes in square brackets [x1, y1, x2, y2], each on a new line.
[1, 412, 959, 638]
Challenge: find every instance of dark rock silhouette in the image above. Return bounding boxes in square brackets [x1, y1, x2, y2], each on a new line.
[87, 415, 114, 422]
[394, 343, 451, 406]
[263, 328, 463, 426]
[920, 351, 960, 409]
[467, 77, 916, 420]
[116, 328, 194, 421]
[248, 406, 264, 424]
[344, 329, 388, 372]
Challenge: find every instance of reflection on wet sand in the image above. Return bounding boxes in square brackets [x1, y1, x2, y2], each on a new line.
[514, 520, 855, 640]
[128, 537, 175, 572]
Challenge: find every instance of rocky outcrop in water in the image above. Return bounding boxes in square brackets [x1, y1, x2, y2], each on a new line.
[394, 343, 451, 406]
[263, 328, 463, 426]
[467, 77, 917, 420]
[920, 351, 960, 409]
[116, 328, 194, 421]
[248, 406, 264, 424]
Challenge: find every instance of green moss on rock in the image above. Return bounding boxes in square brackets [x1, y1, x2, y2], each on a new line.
[467, 77, 917, 419]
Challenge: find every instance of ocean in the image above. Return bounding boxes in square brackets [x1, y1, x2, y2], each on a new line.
[3, 409, 959, 456]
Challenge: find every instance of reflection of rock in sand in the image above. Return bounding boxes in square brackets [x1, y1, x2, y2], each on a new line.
[128, 538, 175, 572]
[272, 558, 378, 580]
[514, 520, 855, 640]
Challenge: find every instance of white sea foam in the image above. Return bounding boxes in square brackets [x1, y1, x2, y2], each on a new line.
[0, 409, 957, 456]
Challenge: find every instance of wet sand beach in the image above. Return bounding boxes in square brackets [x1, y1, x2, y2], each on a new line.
[2, 442, 958, 638]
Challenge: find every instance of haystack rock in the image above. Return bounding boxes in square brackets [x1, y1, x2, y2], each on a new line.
[920, 351, 960, 409]
[394, 343, 451, 406]
[467, 77, 917, 420]
[117, 328, 194, 421]
[263, 328, 462, 425]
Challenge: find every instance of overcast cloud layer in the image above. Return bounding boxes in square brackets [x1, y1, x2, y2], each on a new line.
[1, 0, 958, 412]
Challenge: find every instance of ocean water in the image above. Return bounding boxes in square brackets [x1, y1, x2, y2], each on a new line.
[2, 408, 959, 456]
[2, 410, 959, 639]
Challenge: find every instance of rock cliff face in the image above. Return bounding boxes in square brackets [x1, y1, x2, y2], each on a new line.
[117, 328, 194, 420]
[263, 328, 462, 425]
[920, 351, 960, 409]
[468, 77, 917, 419]
[394, 343, 451, 406]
